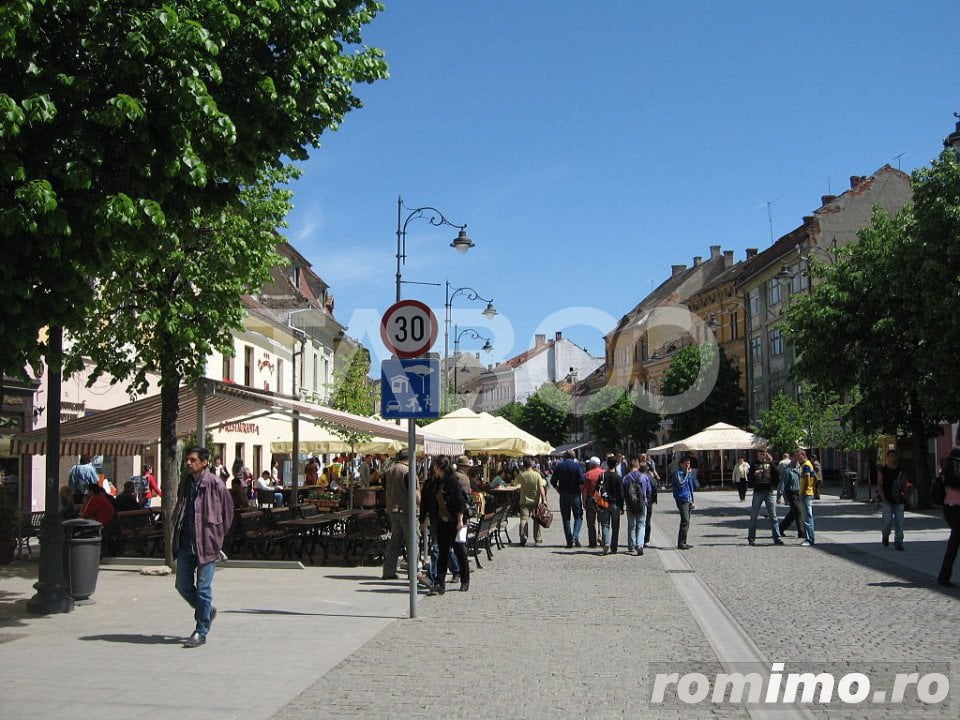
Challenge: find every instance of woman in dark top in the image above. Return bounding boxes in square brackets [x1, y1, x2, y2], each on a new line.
[597, 454, 625, 555]
[429, 456, 471, 595]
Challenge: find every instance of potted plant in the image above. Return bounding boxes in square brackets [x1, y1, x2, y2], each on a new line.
[0, 483, 21, 565]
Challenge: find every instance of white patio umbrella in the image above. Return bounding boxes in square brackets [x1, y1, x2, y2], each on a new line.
[671, 422, 767, 485]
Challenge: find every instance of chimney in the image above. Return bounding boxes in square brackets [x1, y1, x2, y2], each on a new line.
[723, 249, 734, 268]
[821, 194, 837, 206]
[555, 331, 563, 342]
[710, 244, 722, 259]
[535, 333, 546, 347]
[849, 175, 866, 189]
[693, 256, 703, 267]
[671, 264, 687, 276]
[745, 248, 758, 259]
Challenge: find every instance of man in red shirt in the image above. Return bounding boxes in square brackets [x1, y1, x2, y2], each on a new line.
[582, 457, 603, 548]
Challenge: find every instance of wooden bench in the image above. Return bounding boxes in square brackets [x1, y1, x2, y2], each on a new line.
[466, 512, 497, 569]
[116, 509, 163, 556]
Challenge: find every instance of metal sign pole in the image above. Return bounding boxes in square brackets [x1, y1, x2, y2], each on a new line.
[407, 418, 418, 618]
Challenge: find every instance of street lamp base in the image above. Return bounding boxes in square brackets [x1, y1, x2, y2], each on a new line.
[26, 581, 75, 614]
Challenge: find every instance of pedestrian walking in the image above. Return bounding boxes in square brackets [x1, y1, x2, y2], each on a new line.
[641, 453, 659, 547]
[777, 452, 808, 543]
[672, 457, 698, 549]
[597, 454, 624, 554]
[429, 456, 471, 595]
[582, 456, 603, 548]
[174, 445, 234, 648]
[747, 449, 783, 546]
[733, 454, 750, 501]
[798, 450, 816, 546]
[937, 447, 960, 587]
[516, 457, 547, 546]
[623, 459, 652, 555]
[550, 450, 585, 548]
[878, 450, 907, 550]
[419, 457, 459, 589]
[381, 448, 417, 580]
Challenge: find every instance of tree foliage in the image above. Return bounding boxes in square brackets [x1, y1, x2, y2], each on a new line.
[661, 344, 747, 439]
[782, 148, 960, 505]
[0, 0, 387, 377]
[583, 385, 658, 455]
[327, 344, 376, 450]
[752, 387, 871, 455]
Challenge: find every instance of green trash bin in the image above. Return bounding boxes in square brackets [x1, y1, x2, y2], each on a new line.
[62, 518, 102, 601]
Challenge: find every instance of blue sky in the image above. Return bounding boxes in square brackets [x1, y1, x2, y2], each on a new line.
[285, 1, 959, 368]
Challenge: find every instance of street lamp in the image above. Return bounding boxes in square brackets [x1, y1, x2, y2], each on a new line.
[395, 197, 473, 302]
[444, 281, 497, 411]
[452, 325, 493, 406]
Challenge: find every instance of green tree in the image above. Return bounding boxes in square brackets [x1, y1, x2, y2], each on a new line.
[583, 385, 658, 455]
[781, 187, 953, 506]
[661, 344, 747, 439]
[327, 345, 376, 450]
[493, 401, 526, 429]
[752, 388, 871, 455]
[520, 385, 572, 448]
[0, 0, 387, 377]
[64, 167, 293, 561]
[36, 1, 388, 563]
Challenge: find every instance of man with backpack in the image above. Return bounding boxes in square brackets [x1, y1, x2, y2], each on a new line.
[623, 458, 652, 556]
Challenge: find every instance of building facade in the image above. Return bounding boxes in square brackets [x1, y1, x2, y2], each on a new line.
[736, 166, 912, 422]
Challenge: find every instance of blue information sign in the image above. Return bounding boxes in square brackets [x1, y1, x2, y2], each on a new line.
[380, 358, 441, 419]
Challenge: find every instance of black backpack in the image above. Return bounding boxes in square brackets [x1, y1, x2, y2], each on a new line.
[625, 473, 645, 512]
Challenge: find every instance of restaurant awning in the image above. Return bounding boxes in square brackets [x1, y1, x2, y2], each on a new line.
[10, 379, 464, 457]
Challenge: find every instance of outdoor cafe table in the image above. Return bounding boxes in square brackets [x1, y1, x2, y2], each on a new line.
[277, 510, 358, 563]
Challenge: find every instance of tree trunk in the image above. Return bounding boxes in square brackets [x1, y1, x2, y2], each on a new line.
[907, 389, 931, 509]
[159, 351, 182, 567]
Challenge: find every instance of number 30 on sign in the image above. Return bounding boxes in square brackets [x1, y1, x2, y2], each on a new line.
[380, 300, 439, 358]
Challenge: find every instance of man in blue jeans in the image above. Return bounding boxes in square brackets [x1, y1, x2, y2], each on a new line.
[747, 449, 784, 546]
[672, 457, 699, 549]
[551, 450, 585, 548]
[174, 446, 234, 648]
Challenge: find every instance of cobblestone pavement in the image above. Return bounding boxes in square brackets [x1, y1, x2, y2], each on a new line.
[272, 488, 959, 720]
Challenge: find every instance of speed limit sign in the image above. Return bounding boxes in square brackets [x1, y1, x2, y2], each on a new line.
[380, 300, 439, 358]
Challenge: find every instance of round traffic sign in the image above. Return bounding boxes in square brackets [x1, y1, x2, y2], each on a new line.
[380, 300, 439, 358]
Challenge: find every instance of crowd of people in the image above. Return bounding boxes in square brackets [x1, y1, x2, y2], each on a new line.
[52, 439, 960, 648]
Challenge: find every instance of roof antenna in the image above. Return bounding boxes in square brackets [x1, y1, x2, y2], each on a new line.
[755, 195, 784, 244]
[892, 152, 905, 171]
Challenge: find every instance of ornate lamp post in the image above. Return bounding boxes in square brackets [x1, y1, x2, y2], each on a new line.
[395, 197, 473, 303]
[444, 282, 497, 411]
[452, 326, 493, 407]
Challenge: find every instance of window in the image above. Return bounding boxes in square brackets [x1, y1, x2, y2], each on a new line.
[730, 310, 740, 340]
[767, 279, 782, 307]
[750, 336, 763, 363]
[769, 328, 783, 356]
[312, 351, 319, 395]
[222, 353, 233, 382]
[276, 358, 284, 395]
[748, 288, 760, 318]
[243, 346, 254, 385]
[791, 265, 808, 294]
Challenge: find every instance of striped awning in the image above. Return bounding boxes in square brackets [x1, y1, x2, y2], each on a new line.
[10, 379, 463, 457]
